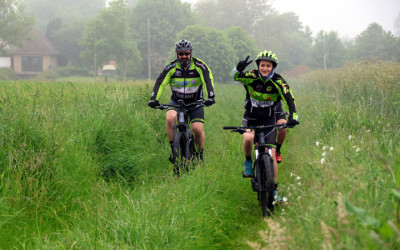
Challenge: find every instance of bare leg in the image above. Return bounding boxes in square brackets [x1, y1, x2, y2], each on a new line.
[277, 118, 287, 146]
[243, 130, 254, 157]
[191, 122, 205, 149]
[271, 148, 278, 182]
[166, 110, 177, 142]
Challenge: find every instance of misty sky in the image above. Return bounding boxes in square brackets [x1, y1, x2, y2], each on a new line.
[182, 0, 400, 38]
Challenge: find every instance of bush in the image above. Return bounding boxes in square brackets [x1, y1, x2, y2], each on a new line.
[0, 68, 18, 80]
[56, 67, 88, 77]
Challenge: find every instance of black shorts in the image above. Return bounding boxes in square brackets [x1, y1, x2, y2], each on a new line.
[242, 111, 277, 147]
[168, 100, 204, 124]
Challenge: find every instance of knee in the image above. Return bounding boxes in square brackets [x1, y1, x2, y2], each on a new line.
[192, 126, 203, 136]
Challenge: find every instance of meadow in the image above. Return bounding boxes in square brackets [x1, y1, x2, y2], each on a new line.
[0, 60, 399, 249]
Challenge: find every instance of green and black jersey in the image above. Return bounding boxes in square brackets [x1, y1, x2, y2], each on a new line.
[151, 57, 215, 104]
[231, 68, 298, 120]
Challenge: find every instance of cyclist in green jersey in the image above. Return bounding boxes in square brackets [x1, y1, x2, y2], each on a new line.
[230, 50, 299, 182]
[148, 39, 215, 161]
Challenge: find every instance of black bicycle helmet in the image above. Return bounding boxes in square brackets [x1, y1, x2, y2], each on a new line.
[175, 39, 193, 52]
[255, 50, 278, 68]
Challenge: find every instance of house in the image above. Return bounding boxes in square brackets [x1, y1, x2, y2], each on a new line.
[4, 28, 58, 77]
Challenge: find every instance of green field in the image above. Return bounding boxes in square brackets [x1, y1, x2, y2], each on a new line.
[0, 61, 399, 249]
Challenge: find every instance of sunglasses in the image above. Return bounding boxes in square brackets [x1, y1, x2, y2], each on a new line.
[177, 52, 191, 56]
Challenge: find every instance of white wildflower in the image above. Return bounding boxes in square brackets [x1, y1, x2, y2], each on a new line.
[282, 197, 288, 202]
[290, 172, 294, 177]
[330, 147, 334, 151]
[348, 135, 352, 140]
[322, 152, 326, 157]
[298, 182, 301, 186]
[322, 146, 327, 151]
[356, 148, 360, 152]
[296, 176, 301, 180]
[316, 141, 320, 146]
[320, 158, 325, 164]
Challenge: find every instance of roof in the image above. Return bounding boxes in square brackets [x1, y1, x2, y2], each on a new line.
[11, 28, 58, 56]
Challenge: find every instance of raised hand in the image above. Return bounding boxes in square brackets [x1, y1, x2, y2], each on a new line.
[236, 56, 253, 72]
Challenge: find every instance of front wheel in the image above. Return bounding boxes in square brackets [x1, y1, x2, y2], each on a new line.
[172, 131, 187, 176]
[257, 154, 275, 217]
[262, 153, 275, 216]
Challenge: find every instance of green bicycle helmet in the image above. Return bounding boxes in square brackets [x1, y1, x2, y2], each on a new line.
[255, 50, 278, 68]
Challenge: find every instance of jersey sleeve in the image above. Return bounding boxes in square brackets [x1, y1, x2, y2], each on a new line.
[275, 76, 298, 120]
[150, 62, 176, 101]
[194, 58, 215, 99]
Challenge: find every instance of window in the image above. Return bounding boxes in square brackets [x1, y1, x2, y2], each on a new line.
[21, 56, 43, 72]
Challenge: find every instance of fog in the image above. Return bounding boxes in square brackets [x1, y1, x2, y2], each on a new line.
[184, 0, 400, 38]
[2, 0, 399, 80]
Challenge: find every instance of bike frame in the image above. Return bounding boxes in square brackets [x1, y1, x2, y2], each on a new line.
[223, 112, 292, 216]
[155, 100, 204, 176]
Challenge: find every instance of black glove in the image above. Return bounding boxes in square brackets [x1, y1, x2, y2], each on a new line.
[286, 119, 299, 127]
[204, 98, 215, 107]
[148, 100, 159, 108]
[236, 55, 252, 72]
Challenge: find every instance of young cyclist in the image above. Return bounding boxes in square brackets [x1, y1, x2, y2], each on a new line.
[230, 50, 299, 197]
[148, 39, 215, 161]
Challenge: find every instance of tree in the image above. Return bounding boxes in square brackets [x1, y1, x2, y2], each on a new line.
[353, 23, 399, 61]
[310, 31, 346, 69]
[0, 0, 34, 54]
[130, 0, 196, 78]
[394, 12, 400, 37]
[20, 0, 104, 33]
[253, 12, 313, 71]
[175, 25, 237, 82]
[194, 0, 273, 35]
[80, 0, 142, 80]
[225, 26, 258, 68]
[47, 20, 87, 67]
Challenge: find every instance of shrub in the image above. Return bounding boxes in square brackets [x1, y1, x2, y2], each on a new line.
[0, 67, 18, 80]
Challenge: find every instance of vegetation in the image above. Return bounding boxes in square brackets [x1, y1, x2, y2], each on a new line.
[3, 0, 396, 80]
[0, 60, 398, 248]
[0, 0, 34, 52]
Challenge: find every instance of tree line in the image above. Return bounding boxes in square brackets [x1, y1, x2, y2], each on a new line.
[2, 0, 400, 81]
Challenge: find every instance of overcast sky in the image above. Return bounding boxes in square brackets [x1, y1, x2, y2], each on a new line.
[181, 0, 400, 39]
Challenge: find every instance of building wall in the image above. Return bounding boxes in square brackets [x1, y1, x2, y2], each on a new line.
[13, 55, 22, 73]
[12, 55, 57, 75]
[0, 57, 11, 68]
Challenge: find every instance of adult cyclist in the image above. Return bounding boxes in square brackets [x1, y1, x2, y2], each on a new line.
[230, 50, 299, 197]
[148, 39, 216, 161]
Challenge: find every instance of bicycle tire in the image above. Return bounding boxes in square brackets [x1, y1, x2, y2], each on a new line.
[172, 131, 187, 176]
[188, 132, 197, 164]
[255, 157, 268, 217]
[261, 153, 275, 216]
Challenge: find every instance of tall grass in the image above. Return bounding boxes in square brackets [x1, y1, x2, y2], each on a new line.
[0, 60, 399, 249]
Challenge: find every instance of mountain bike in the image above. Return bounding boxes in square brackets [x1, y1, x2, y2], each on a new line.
[155, 100, 204, 177]
[223, 119, 293, 216]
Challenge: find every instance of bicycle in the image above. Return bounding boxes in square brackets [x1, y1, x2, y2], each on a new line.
[223, 117, 294, 217]
[155, 100, 204, 176]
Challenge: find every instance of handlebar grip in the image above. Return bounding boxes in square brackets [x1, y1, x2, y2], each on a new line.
[223, 126, 239, 130]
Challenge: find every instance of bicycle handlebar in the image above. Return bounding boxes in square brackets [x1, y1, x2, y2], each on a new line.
[223, 123, 295, 133]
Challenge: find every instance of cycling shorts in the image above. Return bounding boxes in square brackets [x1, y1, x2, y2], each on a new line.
[168, 99, 204, 124]
[275, 102, 286, 121]
[242, 111, 277, 147]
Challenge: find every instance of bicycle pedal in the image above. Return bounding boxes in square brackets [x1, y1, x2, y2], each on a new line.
[242, 171, 253, 178]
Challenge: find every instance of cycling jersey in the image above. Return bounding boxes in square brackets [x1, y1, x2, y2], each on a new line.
[151, 57, 215, 104]
[231, 68, 298, 120]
